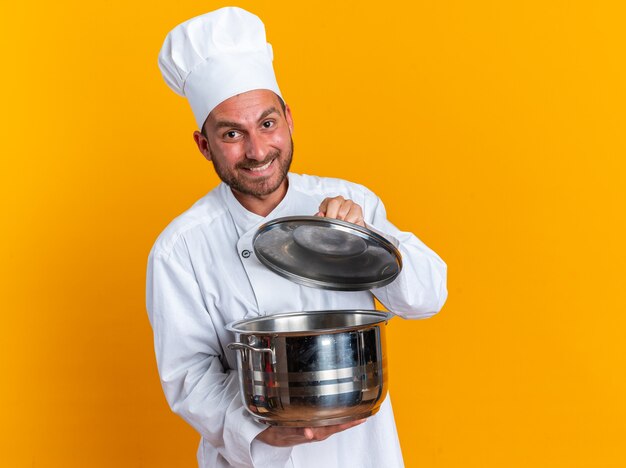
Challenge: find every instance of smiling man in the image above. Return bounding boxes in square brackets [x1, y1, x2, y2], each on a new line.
[147, 7, 448, 468]
[193, 90, 294, 216]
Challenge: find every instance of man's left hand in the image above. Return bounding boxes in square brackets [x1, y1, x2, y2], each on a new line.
[315, 196, 365, 227]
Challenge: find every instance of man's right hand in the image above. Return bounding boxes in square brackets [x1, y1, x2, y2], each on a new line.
[255, 419, 366, 447]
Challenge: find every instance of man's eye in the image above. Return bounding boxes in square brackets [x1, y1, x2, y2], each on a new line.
[225, 130, 240, 139]
[262, 120, 274, 129]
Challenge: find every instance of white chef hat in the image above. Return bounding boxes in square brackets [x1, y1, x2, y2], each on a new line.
[158, 7, 282, 129]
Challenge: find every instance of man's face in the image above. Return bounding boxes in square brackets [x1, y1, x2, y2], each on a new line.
[200, 90, 294, 199]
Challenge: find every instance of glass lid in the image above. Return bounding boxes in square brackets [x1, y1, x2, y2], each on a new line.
[253, 216, 402, 291]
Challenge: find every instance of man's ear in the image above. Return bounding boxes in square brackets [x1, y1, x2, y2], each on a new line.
[284, 104, 294, 134]
[193, 130, 212, 161]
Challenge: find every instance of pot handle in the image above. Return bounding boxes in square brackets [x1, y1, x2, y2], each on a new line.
[227, 342, 276, 365]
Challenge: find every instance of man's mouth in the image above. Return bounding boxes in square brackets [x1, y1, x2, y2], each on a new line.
[245, 159, 273, 172]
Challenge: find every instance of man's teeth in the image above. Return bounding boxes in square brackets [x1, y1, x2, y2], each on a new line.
[249, 160, 272, 172]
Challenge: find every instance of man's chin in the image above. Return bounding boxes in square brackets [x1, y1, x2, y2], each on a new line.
[230, 175, 286, 198]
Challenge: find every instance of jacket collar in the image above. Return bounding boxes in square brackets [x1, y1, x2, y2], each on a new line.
[219, 173, 295, 236]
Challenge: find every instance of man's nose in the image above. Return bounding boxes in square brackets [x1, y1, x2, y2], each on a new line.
[245, 132, 269, 161]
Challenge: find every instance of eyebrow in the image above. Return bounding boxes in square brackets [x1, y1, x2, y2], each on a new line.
[213, 106, 281, 130]
[214, 120, 243, 129]
[257, 106, 280, 122]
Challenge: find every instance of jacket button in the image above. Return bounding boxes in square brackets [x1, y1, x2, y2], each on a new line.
[241, 250, 251, 258]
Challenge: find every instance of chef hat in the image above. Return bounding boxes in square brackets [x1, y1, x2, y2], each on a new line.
[158, 7, 282, 129]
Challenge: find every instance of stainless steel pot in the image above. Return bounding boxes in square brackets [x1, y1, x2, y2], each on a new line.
[226, 310, 392, 427]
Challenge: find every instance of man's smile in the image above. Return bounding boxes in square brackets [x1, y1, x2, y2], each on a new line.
[245, 158, 273, 173]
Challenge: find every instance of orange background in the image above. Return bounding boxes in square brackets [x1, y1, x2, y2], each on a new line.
[1, 1, 625, 466]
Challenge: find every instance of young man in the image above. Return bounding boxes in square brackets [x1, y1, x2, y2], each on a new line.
[148, 7, 447, 467]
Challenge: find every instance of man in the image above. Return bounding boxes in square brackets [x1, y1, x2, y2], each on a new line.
[147, 7, 447, 467]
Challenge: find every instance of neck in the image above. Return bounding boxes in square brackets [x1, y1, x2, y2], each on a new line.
[230, 179, 289, 217]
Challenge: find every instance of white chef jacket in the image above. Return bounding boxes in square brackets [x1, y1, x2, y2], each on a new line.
[146, 173, 447, 468]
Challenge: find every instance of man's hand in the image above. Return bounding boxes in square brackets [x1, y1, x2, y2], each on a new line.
[255, 419, 366, 447]
[316, 196, 365, 227]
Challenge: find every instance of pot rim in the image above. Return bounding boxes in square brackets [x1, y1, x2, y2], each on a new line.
[225, 309, 393, 336]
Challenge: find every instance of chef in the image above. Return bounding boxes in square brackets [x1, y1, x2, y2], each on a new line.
[147, 6, 447, 468]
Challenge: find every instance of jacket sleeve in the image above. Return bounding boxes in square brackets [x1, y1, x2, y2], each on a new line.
[146, 241, 293, 467]
[364, 192, 448, 318]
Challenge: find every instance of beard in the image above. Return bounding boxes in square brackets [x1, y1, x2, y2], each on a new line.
[211, 138, 294, 198]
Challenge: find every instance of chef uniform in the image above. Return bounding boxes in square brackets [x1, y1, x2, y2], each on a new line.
[148, 7, 447, 468]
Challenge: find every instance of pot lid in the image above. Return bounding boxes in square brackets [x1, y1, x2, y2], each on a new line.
[253, 216, 402, 291]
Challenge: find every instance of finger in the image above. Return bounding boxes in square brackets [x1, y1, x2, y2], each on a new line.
[323, 197, 344, 220]
[318, 196, 345, 218]
[305, 418, 367, 441]
[335, 200, 353, 221]
[256, 426, 308, 447]
[344, 204, 365, 226]
[304, 427, 332, 442]
[317, 198, 330, 216]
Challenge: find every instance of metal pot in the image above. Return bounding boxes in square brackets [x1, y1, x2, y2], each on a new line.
[226, 310, 392, 427]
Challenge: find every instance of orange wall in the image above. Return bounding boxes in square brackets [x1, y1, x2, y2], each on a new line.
[1, 1, 625, 466]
